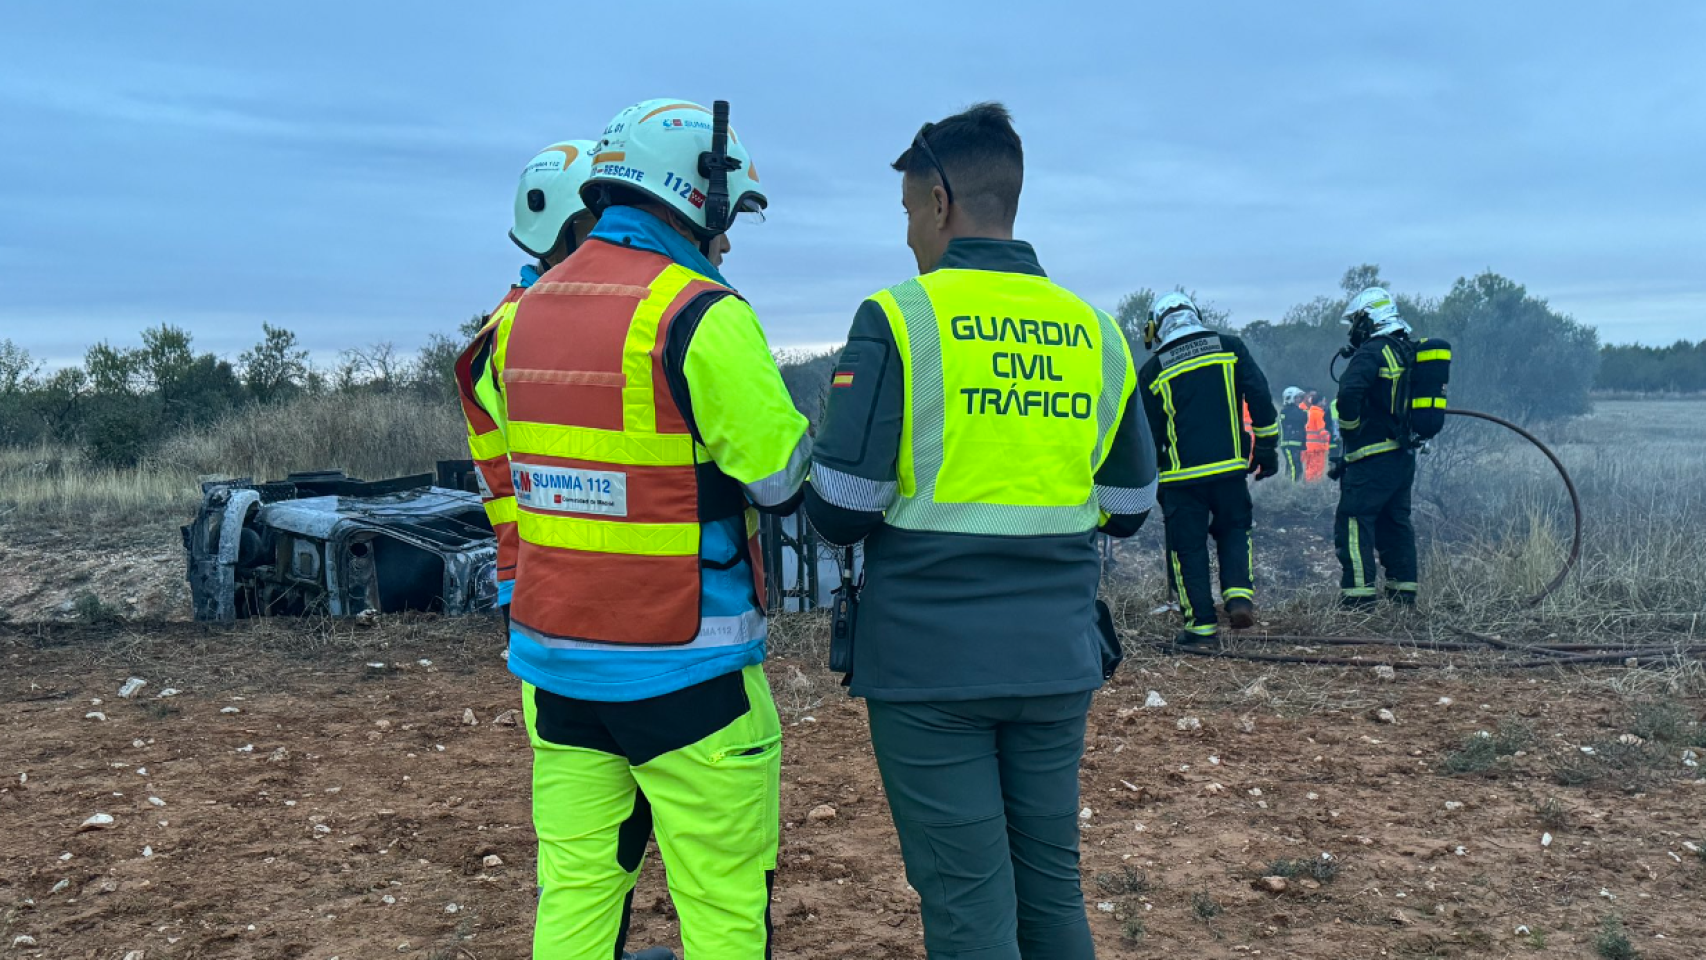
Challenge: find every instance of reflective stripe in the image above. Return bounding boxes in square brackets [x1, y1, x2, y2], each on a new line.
[484, 496, 518, 526]
[1252, 422, 1280, 438]
[1388, 581, 1419, 593]
[508, 421, 695, 467]
[1096, 478, 1157, 516]
[1338, 417, 1361, 431]
[1411, 397, 1447, 409]
[621, 267, 697, 434]
[1345, 440, 1400, 462]
[1342, 586, 1379, 598]
[1160, 457, 1248, 483]
[811, 463, 897, 513]
[1415, 349, 1450, 362]
[512, 609, 763, 652]
[1349, 518, 1367, 588]
[743, 433, 811, 508]
[517, 511, 699, 556]
[468, 428, 507, 461]
[1183, 623, 1218, 636]
[1170, 551, 1194, 624]
[1149, 351, 1235, 389]
[1159, 380, 1183, 475]
[1223, 587, 1253, 600]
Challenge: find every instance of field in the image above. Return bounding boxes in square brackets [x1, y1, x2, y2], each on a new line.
[3, 399, 1705, 959]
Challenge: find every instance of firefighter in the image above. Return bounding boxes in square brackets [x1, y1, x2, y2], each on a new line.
[1332, 286, 1420, 607]
[456, 140, 599, 623]
[1137, 294, 1281, 645]
[459, 99, 810, 959]
[804, 102, 1157, 960]
[1279, 385, 1307, 481]
[1303, 391, 1331, 482]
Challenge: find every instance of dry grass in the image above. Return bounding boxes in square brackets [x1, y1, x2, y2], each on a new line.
[0, 393, 464, 527]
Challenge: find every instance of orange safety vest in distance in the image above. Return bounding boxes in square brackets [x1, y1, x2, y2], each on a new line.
[455, 286, 526, 591]
[502, 240, 764, 646]
[1303, 404, 1331, 481]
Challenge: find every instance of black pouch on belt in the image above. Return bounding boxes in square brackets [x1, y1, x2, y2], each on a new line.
[829, 557, 859, 686]
[1095, 598, 1124, 680]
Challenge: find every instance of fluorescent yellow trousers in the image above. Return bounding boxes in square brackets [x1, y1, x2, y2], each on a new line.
[523, 664, 781, 959]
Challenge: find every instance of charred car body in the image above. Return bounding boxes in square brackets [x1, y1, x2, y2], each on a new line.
[183, 464, 498, 621]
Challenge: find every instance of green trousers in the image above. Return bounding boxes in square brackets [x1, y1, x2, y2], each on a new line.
[867, 692, 1096, 960]
[524, 664, 781, 959]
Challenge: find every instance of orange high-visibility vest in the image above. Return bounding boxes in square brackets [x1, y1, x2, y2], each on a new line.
[1303, 404, 1331, 481]
[496, 240, 764, 645]
[455, 286, 525, 592]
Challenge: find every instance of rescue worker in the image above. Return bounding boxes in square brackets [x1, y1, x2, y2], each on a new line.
[804, 102, 1158, 960]
[1303, 391, 1331, 482]
[459, 98, 810, 959]
[1138, 293, 1280, 645]
[457, 139, 599, 621]
[1279, 385, 1307, 481]
[1333, 286, 1419, 607]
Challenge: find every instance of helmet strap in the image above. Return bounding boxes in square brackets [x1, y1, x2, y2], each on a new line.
[697, 100, 742, 237]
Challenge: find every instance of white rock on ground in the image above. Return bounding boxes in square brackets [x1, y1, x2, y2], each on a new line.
[462, 709, 478, 726]
[1375, 708, 1397, 724]
[148, 797, 165, 807]
[1541, 832, 1553, 848]
[1175, 717, 1202, 731]
[12, 935, 38, 947]
[80, 813, 115, 831]
[1444, 801, 1464, 811]
[85, 712, 107, 722]
[493, 710, 519, 727]
[807, 804, 837, 822]
[482, 854, 504, 868]
[1372, 665, 1397, 681]
[1143, 690, 1167, 708]
[119, 678, 146, 698]
[1096, 902, 1116, 913]
[156, 688, 181, 698]
[1079, 806, 1093, 822]
[220, 706, 241, 714]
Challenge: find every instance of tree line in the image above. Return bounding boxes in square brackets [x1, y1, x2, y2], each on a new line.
[1595, 339, 1706, 394]
[0, 264, 1669, 471]
[0, 318, 482, 466]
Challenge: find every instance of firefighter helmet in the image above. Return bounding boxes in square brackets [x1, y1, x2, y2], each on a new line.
[1145, 292, 1207, 351]
[1282, 386, 1304, 406]
[1342, 286, 1412, 346]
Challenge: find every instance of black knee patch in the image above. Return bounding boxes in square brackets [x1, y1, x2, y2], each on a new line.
[617, 787, 653, 874]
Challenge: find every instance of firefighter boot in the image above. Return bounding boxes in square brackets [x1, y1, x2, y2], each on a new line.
[1225, 597, 1257, 630]
[1172, 628, 1220, 650]
[1384, 585, 1418, 608]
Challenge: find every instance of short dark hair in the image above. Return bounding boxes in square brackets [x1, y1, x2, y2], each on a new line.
[892, 102, 1023, 227]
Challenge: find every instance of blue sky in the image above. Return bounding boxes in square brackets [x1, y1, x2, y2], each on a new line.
[2, 2, 1701, 368]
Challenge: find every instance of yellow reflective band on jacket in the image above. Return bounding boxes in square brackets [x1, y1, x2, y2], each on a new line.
[1161, 457, 1249, 483]
[874, 268, 1131, 536]
[467, 427, 508, 461]
[1380, 345, 1404, 414]
[1345, 439, 1401, 462]
[472, 299, 519, 438]
[517, 511, 700, 556]
[1252, 422, 1280, 438]
[484, 496, 518, 527]
[1412, 397, 1447, 409]
[1416, 349, 1451, 363]
[507, 420, 696, 467]
[619, 267, 698, 435]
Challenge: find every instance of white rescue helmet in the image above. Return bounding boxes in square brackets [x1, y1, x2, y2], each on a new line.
[1145, 292, 1208, 351]
[1282, 386, 1304, 406]
[1342, 286, 1412, 342]
[510, 140, 599, 260]
[581, 99, 767, 240]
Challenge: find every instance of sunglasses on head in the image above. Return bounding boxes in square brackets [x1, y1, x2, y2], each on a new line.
[911, 123, 955, 205]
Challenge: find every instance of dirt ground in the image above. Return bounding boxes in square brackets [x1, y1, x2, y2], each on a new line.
[4, 616, 1703, 960]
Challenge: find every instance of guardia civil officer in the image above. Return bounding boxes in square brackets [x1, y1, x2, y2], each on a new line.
[460, 99, 810, 959]
[1136, 294, 1281, 645]
[1332, 287, 1423, 606]
[805, 102, 1158, 960]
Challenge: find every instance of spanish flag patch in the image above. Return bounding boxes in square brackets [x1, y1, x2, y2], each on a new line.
[832, 371, 855, 388]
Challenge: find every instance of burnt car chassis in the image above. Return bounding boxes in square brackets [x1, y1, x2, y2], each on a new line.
[183, 463, 498, 622]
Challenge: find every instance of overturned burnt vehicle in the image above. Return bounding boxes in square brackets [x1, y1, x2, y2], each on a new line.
[183, 464, 498, 621]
